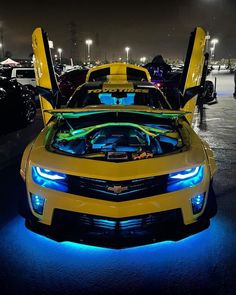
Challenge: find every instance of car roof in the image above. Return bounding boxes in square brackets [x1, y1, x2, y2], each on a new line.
[86, 63, 151, 83]
[78, 80, 157, 89]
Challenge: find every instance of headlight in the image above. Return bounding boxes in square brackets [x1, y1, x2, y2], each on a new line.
[167, 166, 204, 192]
[35, 167, 66, 180]
[169, 166, 201, 180]
[32, 166, 68, 192]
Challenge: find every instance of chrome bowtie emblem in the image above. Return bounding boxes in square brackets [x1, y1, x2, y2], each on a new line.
[107, 185, 128, 194]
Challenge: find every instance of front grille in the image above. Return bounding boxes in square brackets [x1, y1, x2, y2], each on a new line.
[67, 174, 168, 201]
[52, 209, 183, 233]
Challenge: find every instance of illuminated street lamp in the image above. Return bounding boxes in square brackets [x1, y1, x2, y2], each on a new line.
[85, 39, 93, 64]
[210, 38, 219, 59]
[210, 47, 214, 59]
[57, 48, 62, 63]
[125, 47, 130, 63]
[140, 56, 147, 64]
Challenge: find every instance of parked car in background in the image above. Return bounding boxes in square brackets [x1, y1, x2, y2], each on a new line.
[0, 67, 36, 93]
[11, 67, 36, 92]
[58, 68, 88, 103]
[0, 77, 36, 133]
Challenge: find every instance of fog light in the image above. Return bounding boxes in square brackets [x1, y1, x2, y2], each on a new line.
[191, 193, 205, 214]
[31, 194, 45, 215]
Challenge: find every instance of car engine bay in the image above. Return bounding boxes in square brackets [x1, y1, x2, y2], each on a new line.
[50, 118, 185, 161]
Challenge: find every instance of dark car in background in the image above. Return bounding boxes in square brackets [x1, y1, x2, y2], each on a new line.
[145, 65, 217, 109]
[58, 68, 88, 103]
[0, 77, 36, 133]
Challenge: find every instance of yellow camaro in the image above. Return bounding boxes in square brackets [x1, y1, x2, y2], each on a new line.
[20, 27, 217, 245]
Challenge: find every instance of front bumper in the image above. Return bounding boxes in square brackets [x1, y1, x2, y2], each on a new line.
[26, 167, 210, 227]
[26, 208, 210, 248]
[23, 164, 213, 247]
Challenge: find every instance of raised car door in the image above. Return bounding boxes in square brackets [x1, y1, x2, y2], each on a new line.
[179, 27, 206, 124]
[32, 27, 59, 125]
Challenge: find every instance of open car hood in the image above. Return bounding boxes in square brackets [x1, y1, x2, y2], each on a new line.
[45, 106, 189, 119]
[32, 26, 206, 126]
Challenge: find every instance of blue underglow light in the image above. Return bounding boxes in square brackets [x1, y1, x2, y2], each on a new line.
[92, 218, 146, 230]
[32, 166, 68, 192]
[93, 219, 117, 229]
[167, 166, 204, 192]
[191, 193, 205, 214]
[31, 194, 45, 215]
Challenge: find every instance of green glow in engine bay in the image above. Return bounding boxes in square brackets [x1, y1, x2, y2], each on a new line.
[57, 122, 172, 141]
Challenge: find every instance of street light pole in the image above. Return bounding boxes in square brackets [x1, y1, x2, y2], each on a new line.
[0, 42, 2, 60]
[205, 32, 210, 53]
[125, 47, 130, 63]
[57, 48, 62, 63]
[210, 47, 214, 59]
[210, 38, 219, 60]
[85, 39, 93, 64]
[0, 26, 4, 60]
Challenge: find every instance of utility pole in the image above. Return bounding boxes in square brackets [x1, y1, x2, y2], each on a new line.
[95, 32, 100, 61]
[205, 31, 210, 53]
[0, 25, 4, 60]
[68, 21, 78, 64]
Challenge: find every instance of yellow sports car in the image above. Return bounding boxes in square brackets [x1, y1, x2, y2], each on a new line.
[20, 27, 217, 245]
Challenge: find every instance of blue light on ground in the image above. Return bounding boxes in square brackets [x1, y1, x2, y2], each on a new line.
[0, 215, 232, 294]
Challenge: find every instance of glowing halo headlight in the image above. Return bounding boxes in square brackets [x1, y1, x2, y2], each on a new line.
[35, 167, 66, 180]
[32, 166, 68, 192]
[169, 166, 201, 180]
[167, 166, 204, 192]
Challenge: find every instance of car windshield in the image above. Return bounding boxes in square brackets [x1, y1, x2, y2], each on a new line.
[67, 84, 171, 109]
[16, 69, 35, 79]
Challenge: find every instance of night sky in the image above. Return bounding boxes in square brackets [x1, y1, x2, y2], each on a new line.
[0, 0, 235, 61]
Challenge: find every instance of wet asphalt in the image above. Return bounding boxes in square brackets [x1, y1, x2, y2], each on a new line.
[0, 71, 235, 295]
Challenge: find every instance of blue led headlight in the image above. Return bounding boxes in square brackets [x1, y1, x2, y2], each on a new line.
[169, 166, 201, 180]
[167, 166, 204, 192]
[32, 166, 68, 192]
[35, 167, 66, 180]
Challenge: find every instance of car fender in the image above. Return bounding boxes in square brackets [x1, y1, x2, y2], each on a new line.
[20, 141, 35, 181]
[201, 139, 217, 178]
